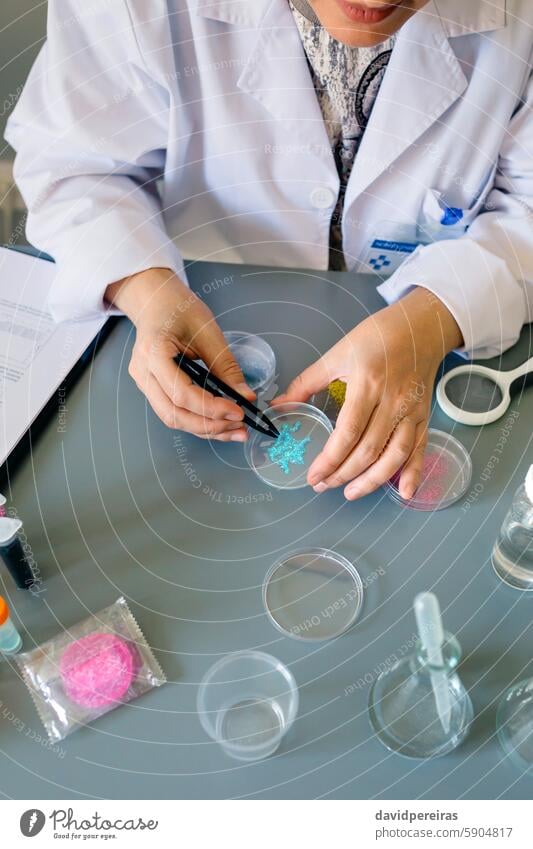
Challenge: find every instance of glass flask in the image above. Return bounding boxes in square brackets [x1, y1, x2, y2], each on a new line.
[492, 465, 533, 590]
[497, 677, 533, 771]
[368, 632, 473, 758]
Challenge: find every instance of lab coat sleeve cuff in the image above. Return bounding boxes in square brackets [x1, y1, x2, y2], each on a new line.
[46, 209, 187, 323]
[376, 241, 526, 359]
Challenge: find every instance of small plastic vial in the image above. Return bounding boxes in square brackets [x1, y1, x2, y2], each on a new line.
[0, 595, 22, 655]
[492, 465, 533, 590]
[0, 517, 35, 589]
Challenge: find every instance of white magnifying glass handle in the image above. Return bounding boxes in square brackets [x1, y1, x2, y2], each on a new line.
[504, 355, 533, 384]
[436, 356, 533, 426]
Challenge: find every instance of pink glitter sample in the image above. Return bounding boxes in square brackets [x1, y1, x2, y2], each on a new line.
[421, 452, 449, 480]
[390, 451, 450, 503]
[60, 633, 134, 709]
[415, 482, 446, 503]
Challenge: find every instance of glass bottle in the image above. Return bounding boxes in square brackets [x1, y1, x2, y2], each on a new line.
[0, 595, 22, 655]
[368, 632, 474, 758]
[492, 465, 533, 590]
[497, 678, 533, 772]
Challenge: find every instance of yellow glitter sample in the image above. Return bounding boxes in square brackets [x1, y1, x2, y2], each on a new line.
[328, 380, 347, 408]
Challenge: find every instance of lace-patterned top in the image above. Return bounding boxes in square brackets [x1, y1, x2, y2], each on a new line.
[289, 0, 396, 269]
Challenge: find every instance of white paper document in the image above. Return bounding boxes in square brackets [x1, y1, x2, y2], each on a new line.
[0, 247, 107, 466]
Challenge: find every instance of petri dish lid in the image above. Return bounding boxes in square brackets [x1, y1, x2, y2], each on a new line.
[223, 331, 276, 394]
[244, 402, 333, 490]
[384, 428, 472, 511]
[263, 547, 364, 641]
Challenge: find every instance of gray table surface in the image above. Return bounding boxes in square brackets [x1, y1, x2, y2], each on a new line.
[0, 261, 532, 800]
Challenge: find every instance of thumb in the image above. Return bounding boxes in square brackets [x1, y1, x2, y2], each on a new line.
[194, 326, 256, 401]
[273, 355, 333, 404]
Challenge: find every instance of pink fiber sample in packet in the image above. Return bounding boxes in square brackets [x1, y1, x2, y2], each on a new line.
[17, 597, 166, 741]
[60, 633, 135, 709]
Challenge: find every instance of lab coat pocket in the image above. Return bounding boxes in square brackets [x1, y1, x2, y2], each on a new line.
[418, 190, 472, 243]
[418, 167, 497, 243]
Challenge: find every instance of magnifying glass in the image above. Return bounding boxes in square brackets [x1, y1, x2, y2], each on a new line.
[436, 356, 533, 425]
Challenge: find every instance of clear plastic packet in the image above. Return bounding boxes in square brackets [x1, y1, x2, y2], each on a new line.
[17, 597, 166, 742]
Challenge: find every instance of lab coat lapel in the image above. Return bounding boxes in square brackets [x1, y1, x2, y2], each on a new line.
[346, 0, 468, 204]
[195, 0, 332, 146]
[235, 0, 331, 137]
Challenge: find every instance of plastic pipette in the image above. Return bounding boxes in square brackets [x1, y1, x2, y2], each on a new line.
[414, 592, 451, 734]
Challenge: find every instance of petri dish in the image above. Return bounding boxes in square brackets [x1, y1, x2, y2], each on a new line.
[244, 402, 333, 490]
[263, 547, 364, 641]
[223, 331, 276, 395]
[384, 428, 472, 511]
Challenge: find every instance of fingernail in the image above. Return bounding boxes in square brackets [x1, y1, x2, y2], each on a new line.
[403, 485, 416, 499]
[313, 482, 328, 493]
[345, 486, 360, 499]
[237, 382, 253, 395]
[225, 411, 243, 422]
[227, 422, 244, 430]
[230, 432, 247, 442]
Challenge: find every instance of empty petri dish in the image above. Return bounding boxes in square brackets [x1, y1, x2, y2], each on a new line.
[384, 429, 472, 511]
[244, 402, 333, 490]
[223, 331, 276, 394]
[263, 547, 364, 641]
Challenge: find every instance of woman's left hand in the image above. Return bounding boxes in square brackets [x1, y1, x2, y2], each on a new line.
[272, 287, 463, 501]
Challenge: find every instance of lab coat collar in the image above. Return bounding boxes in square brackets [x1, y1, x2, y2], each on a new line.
[434, 0, 506, 38]
[343, 0, 508, 205]
[194, 0, 508, 196]
[194, 0, 325, 132]
[235, 0, 334, 136]
[193, 0, 270, 27]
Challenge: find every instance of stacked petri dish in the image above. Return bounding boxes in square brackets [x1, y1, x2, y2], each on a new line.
[223, 331, 276, 396]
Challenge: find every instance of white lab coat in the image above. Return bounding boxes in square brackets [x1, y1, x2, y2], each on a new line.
[5, 0, 533, 357]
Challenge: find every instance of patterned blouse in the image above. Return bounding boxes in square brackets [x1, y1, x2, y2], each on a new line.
[289, 0, 396, 270]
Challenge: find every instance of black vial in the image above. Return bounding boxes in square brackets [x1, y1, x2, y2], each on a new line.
[0, 534, 35, 590]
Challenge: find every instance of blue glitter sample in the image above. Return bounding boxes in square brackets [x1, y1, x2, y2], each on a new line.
[267, 420, 311, 475]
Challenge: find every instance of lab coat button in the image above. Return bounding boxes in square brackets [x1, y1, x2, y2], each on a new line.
[310, 187, 336, 209]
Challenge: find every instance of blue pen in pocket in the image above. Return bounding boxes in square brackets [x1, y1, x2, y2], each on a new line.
[418, 190, 468, 243]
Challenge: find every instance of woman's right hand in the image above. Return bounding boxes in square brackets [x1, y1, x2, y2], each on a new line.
[105, 267, 255, 441]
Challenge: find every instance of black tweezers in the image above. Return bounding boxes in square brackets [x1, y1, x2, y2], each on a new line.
[175, 352, 279, 439]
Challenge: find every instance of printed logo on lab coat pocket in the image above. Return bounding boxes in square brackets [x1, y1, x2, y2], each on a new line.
[363, 238, 420, 277]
